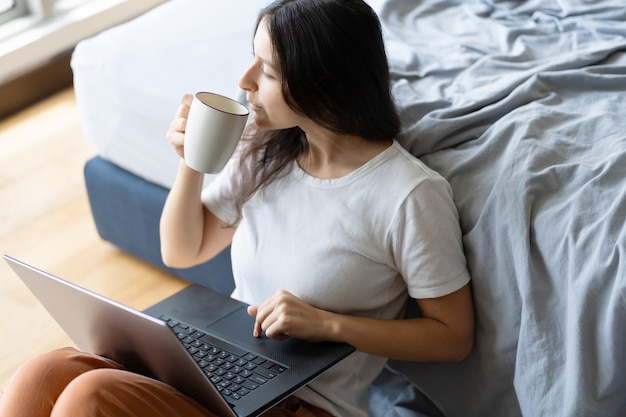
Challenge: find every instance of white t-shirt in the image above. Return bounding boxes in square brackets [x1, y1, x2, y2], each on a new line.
[202, 140, 470, 417]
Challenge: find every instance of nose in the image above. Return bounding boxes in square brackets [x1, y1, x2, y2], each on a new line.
[238, 59, 259, 92]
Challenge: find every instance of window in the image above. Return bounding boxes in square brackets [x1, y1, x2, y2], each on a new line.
[0, 0, 25, 25]
[0, 0, 165, 84]
[50, 0, 93, 15]
[0, 0, 95, 25]
[0, 0, 16, 13]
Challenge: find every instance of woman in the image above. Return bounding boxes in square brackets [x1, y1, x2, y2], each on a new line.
[0, 1, 473, 416]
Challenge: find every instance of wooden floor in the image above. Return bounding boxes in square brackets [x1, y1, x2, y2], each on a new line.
[0, 88, 188, 387]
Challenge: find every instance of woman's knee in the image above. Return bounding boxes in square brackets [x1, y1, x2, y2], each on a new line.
[0, 347, 110, 417]
[51, 368, 212, 417]
[5, 347, 85, 392]
[51, 369, 108, 417]
[52, 369, 129, 416]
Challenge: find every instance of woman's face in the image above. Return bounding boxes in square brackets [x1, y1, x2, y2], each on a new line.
[238, 18, 304, 130]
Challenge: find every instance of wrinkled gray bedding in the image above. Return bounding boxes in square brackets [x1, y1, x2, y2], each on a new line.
[375, 1, 626, 415]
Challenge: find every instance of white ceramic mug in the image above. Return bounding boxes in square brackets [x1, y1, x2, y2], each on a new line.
[184, 92, 249, 173]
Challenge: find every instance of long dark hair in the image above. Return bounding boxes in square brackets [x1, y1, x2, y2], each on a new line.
[233, 0, 400, 221]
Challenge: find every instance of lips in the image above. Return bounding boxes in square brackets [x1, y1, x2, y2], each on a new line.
[247, 96, 261, 112]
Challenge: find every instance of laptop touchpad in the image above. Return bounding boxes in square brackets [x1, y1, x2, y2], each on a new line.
[145, 284, 244, 328]
[208, 307, 256, 342]
[208, 307, 310, 361]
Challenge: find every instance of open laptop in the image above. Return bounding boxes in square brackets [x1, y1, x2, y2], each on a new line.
[4, 255, 355, 417]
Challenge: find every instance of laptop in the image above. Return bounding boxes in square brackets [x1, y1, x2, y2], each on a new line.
[4, 255, 355, 417]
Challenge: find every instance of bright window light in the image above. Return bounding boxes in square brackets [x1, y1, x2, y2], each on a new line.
[0, 0, 25, 25]
[0, 0, 15, 12]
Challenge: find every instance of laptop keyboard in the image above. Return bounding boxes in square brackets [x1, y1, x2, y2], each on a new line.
[160, 315, 288, 403]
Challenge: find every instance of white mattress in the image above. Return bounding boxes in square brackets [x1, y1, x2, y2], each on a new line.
[71, 0, 271, 188]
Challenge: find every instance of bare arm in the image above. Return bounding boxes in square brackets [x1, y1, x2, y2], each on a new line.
[160, 94, 235, 268]
[248, 283, 474, 362]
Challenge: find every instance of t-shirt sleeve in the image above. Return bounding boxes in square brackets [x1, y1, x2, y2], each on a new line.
[391, 176, 471, 299]
[200, 156, 243, 226]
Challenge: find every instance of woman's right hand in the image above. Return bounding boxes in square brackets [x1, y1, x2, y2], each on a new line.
[166, 93, 194, 159]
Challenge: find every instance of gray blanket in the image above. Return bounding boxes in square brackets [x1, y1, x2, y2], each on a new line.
[371, 0, 626, 416]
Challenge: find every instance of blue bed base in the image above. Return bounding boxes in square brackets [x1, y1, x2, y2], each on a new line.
[83, 156, 235, 295]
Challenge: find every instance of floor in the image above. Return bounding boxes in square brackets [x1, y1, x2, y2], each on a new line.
[0, 87, 187, 387]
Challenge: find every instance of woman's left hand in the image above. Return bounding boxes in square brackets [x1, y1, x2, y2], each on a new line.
[247, 284, 475, 362]
[247, 291, 334, 342]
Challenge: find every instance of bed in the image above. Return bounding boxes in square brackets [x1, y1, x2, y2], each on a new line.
[71, 0, 626, 416]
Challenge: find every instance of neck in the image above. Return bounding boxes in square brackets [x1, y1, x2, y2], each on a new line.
[298, 124, 392, 179]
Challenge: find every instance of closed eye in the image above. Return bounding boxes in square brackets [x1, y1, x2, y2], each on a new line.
[262, 69, 277, 80]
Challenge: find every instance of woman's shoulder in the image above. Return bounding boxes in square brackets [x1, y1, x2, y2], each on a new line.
[380, 140, 448, 186]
